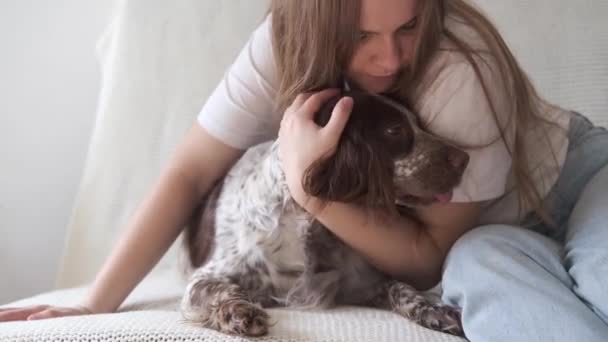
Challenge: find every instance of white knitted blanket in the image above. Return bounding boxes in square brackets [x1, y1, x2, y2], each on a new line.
[1, 271, 464, 342]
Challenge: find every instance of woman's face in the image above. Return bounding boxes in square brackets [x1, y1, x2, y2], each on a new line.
[347, 0, 418, 94]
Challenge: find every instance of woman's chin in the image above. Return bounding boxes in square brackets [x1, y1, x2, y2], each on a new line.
[349, 75, 396, 94]
[366, 83, 392, 94]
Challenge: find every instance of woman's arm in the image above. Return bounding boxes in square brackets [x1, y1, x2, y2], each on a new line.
[82, 14, 280, 315]
[291, 185, 481, 290]
[0, 124, 243, 321]
[81, 124, 243, 314]
[1, 14, 278, 321]
[277, 89, 482, 291]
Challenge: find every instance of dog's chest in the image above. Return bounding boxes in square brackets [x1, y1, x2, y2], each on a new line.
[219, 203, 312, 293]
[213, 142, 315, 291]
[264, 211, 312, 289]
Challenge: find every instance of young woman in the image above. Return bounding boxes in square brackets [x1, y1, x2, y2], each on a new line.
[2, 1, 607, 340]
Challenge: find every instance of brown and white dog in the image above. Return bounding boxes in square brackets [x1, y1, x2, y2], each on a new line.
[180, 90, 469, 337]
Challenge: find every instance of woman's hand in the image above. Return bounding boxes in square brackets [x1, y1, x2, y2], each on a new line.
[0, 304, 94, 321]
[278, 88, 353, 205]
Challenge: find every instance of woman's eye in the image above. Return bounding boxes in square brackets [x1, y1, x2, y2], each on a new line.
[358, 32, 372, 42]
[398, 18, 418, 33]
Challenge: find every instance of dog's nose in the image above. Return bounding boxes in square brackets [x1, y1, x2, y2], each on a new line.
[448, 150, 469, 171]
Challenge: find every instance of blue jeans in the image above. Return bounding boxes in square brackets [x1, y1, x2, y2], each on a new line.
[442, 112, 608, 341]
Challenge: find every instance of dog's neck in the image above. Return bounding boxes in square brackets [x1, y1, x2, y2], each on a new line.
[262, 141, 304, 210]
[242, 141, 315, 235]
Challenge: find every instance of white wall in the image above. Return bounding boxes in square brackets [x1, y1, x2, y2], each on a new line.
[0, 0, 115, 304]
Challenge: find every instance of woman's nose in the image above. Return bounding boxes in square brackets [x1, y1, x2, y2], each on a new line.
[374, 37, 402, 74]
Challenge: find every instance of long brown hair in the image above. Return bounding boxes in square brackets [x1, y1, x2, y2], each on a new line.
[268, 0, 562, 225]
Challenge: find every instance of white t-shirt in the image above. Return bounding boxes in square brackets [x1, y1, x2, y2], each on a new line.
[197, 15, 572, 226]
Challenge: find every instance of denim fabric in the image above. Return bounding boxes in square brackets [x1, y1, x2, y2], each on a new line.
[442, 113, 608, 341]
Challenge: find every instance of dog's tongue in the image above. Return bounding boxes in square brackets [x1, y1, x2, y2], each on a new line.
[434, 192, 453, 203]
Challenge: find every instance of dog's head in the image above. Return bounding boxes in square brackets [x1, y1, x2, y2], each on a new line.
[302, 90, 469, 209]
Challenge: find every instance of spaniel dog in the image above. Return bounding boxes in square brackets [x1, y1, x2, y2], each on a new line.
[179, 89, 469, 337]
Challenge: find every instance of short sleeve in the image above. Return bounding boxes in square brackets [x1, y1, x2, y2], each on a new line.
[197, 15, 280, 150]
[417, 60, 514, 203]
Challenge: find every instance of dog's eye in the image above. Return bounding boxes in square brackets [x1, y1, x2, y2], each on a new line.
[385, 125, 402, 136]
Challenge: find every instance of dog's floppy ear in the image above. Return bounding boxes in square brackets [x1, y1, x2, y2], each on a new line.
[302, 139, 395, 209]
[302, 94, 395, 209]
[302, 138, 368, 203]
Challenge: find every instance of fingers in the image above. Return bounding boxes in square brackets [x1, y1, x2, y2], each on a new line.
[299, 88, 340, 119]
[0, 305, 50, 322]
[291, 92, 312, 109]
[282, 88, 340, 131]
[27, 309, 57, 320]
[282, 92, 313, 129]
[323, 96, 353, 139]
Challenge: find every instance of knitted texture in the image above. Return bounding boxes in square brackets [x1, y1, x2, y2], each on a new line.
[1, 272, 464, 342]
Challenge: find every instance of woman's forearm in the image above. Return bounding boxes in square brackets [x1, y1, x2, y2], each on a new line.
[301, 196, 444, 290]
[79, 124, 243, 314]
[80, 168, 201, 313]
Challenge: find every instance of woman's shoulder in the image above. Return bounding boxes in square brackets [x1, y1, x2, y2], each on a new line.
[197, 14, 280, 150]
[417, 14, 503, 87]
[238, 14, 278, 86]
[412, 48, 506, 148]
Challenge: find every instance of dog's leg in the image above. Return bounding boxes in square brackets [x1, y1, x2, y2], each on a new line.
[180, 274, 270, 336]
[367, 281, 464, 337]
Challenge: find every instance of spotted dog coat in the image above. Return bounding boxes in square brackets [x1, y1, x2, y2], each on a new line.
[180, 90, 469, 337]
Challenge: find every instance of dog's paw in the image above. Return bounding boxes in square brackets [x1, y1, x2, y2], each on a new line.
[425, 305, 464, 337]
[217, 300, 270, 336]
[387, 282, 464, 337]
